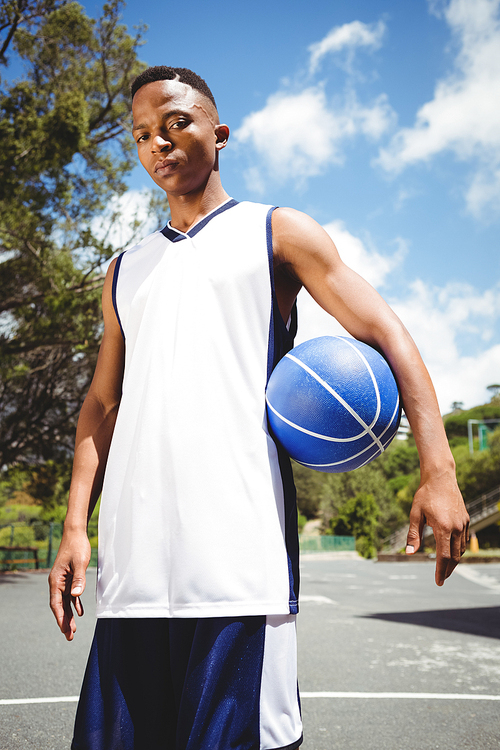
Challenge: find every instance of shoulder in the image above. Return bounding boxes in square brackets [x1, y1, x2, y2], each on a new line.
[272, 207, 340, 268]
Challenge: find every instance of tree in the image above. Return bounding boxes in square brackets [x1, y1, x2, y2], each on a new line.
[487, 385, 500, 403]
[330, 492, 379, 558]
[0, 1, 169, 470]
[454, 425, 500, 503]
[292, 460, 333, 519]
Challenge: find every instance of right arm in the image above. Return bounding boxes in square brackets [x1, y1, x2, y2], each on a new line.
[48, 259, 125, 640]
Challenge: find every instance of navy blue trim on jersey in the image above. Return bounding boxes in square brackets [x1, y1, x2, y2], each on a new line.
[276, 443, 300, 614]
[111, 252, 125, 340]
[265, 208, 297, 382]
[265, 206, 300, 615]
[161, 225, 189, 243]
[279, 738, 303, 750]
[160, 198, 239, 242]
[188, 198, 239, 237]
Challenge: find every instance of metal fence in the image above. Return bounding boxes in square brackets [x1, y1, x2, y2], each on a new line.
[299, 535, 356, 552]
[0, 522, 98, 570]
[0, 523, 355, 570]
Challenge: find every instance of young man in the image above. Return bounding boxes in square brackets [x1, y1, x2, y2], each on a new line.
[49, 67, 469, 750]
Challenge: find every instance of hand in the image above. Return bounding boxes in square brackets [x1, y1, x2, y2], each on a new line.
[48, 532, 91, 641]
[406, 472, 469, 586]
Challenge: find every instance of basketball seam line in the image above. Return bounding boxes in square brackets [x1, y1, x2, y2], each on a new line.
[332, 338, 384, 439]
[266, 398, 373, 444]
[285, 352, 384, 451]
[300, 413, 399, 469]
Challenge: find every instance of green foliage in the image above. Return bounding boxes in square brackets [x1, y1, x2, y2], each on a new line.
[297, 511, 307, 534]
[378, 442, 419, 479]
[0, 452, 72, 516]
[0, 502, 41, 524]
[444, 405, 500, 442]
[0, 464, 33, 506]
[0, 522, 34, 546]
[454, 425, 500, 503]
[26, 459, 72, 513]
[292, 416, 500, 552]
[0, 1, 169, 470]
[318, 442, 412, 538]
[330, 492, 379, 558]
[293, 460, 333, 519]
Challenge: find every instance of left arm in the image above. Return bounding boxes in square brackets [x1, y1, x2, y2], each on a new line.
[272, 207, 469, 585]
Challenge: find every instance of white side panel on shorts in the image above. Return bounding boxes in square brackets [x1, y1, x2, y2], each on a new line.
[260, 615, 302, 750]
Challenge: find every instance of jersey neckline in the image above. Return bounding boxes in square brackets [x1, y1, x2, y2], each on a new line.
[161, 198, 239, 243]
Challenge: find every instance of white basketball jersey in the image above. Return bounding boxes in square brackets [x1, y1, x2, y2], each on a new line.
[96, 199, 299, 618]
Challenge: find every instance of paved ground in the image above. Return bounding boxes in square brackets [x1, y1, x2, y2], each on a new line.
[1, 557, 499, 749]
[298, 555, 500, 749]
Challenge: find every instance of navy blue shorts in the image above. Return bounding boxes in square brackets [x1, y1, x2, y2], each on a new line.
[72, 615, 302, 750]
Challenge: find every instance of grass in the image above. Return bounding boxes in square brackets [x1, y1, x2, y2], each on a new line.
[463, 548, 500, 557]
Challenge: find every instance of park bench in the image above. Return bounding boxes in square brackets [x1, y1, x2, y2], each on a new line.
[0, 546, 39, 570]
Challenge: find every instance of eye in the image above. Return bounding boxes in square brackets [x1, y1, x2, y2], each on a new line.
[170, 117, 190, 130]
[135, 133, 149, 144]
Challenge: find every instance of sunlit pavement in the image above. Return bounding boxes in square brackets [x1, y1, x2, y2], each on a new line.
[1, 559, 499, 749]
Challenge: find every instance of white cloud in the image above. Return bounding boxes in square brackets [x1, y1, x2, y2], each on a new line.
[308, 20, 386, 74]
[378, 0, 500, 218]
[91, 188, 168, 252]
[295, 220, 500, 412]
[234, 16, 394, 193]
[322, 220, 407, 288]
[234, 88, 394, 191]
[465, 166, 500, 216]
[296, 221, 407, 344]
[391, 279, 500, 410]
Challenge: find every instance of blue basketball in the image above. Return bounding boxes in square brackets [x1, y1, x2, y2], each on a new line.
[266, 336, 401, 472]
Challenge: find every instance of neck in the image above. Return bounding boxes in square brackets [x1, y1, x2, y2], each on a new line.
[167, 176, 230, 233]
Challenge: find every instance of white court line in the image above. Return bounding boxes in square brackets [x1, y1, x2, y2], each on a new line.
[3, 693, 500, 706]
[300, 692, 500, 700]
[455, 566, 500, 593]
[0, 696, 79, 705]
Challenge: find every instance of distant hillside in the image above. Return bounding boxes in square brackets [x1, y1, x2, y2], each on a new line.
[444, 404, 500, 443]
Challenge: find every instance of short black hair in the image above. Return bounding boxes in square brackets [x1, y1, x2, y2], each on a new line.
[131, 66, 217, 110]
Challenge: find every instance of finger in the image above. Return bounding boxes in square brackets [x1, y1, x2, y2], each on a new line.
[460, 524, 468, 557]
[459, 515, 470, 558]
[49, 588, 67, 631]
[73, 595, 84, 618]
[451, 530, 463, 564]
[62, 595, 77, 641]
[70, 568, 87, 598]
[406, 513, 425, 555]
[444, 557, 459, 582]
[435, 553, 450, 586]
[49, 572, 71, 632]
[434, 530, 455, 586]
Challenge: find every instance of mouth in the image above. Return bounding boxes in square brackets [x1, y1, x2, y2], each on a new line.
[155, 158, 178, 175]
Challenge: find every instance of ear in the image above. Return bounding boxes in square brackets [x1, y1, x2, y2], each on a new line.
[215, 124, 230, 151]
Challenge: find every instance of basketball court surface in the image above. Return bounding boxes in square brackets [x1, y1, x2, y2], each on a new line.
[1, 557, 499, 749]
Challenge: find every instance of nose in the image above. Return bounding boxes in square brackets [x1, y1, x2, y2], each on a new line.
[151, 132, 172, 154]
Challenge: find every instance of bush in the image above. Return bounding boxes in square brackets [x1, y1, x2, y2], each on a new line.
[330, 492, 379, 558]
[356, 535, 377, 559]
[297, 512, 307, 534]
[0, 524, 35, 546]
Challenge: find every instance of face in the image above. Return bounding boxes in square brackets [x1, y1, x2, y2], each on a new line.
[132, 79, 229, 198]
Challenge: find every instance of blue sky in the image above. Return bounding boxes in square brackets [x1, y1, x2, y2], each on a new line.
[85, 0, 500, 412]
